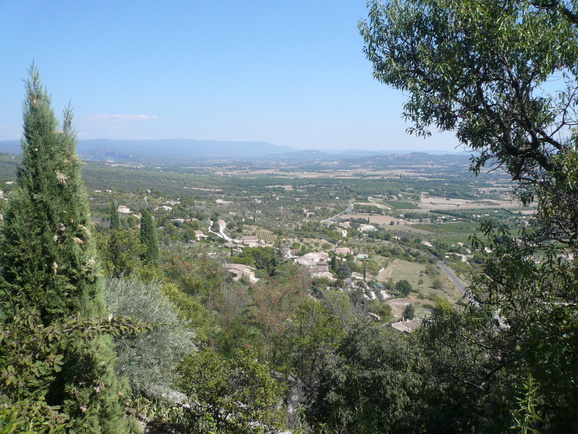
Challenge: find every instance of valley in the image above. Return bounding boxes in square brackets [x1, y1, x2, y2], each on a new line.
[0, 151, 532, 322]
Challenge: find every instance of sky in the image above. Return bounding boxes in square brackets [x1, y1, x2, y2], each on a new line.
[0, 0, 461, 152]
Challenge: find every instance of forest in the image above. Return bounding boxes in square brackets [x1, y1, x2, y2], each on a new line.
[2, 1, 578, 433]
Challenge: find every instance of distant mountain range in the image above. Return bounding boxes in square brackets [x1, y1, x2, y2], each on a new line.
[0, 138, 465, 164]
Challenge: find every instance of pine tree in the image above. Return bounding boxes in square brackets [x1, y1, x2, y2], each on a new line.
[140, 208, 159, 263]
[0, 66, 127, 432]
[110, 199, 120, 230]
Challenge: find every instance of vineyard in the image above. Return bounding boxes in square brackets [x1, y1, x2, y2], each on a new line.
[256, 230, 277, 245]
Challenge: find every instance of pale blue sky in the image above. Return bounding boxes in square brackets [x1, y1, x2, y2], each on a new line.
[0, 0, 459, 152]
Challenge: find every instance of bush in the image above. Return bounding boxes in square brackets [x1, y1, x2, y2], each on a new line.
[395, 280, 412, 296]
[104, 278, 196, 396]
[177, 348, 287, 433]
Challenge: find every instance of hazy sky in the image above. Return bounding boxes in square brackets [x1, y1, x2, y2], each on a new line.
[0, 0, 461, 152]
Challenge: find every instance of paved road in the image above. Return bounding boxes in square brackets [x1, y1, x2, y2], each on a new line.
[437, 260, 480, 307]
[321, 200, 354, 224]
[372, 238, 477, 305]
[437, 261, 466, 294]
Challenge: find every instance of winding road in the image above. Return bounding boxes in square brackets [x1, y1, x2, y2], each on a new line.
[208, 220, 233, 242]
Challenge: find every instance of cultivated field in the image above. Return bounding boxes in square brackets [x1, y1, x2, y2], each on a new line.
[377, 259, 465, 319]
[418, 196, 526, 210]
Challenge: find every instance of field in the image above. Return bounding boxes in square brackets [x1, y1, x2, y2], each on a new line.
[418, 196, 526, 210]
[376, 259, 465, 318]
[384, 200, 419, 209]
[255, 229, 277, 244]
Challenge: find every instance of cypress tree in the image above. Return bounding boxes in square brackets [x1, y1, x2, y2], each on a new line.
[331, 255, 338, 273]
[110, 199, 120, 231]
[140, 208, 159, 263]
[0, 66, 126, 432]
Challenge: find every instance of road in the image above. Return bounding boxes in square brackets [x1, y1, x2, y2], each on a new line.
[367, 197, 392, 210]
[374, 238, 476, 305]
[208, 220, 233, 242]
[436, 261, 466, 294]
[321, 200, 354, 224]
[437, 260, 480, 307]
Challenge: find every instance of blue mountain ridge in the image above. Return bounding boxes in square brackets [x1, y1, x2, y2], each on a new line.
[0, 139, 466, 163]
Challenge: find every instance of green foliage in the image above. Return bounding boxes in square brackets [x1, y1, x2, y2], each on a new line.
[240, 246, 278, 275]
[0, 399, 67, 433]
[285, 293, 353, 407]
[368, 299, 393, 323]
[1, 68, 104, 322]
[162, 250, 226, 306]
[336, 261, 351, 279]
[180, 195, 195, 206]
[361, 0, 577, 175]
[247, 264, 309, 363]
[330, 255, 337, 273]
[104, 277, 195, 396]
[0, 309, 148, 432]
[309, 322, 425, 433]
[510, 374, 543, 434]
[415, 304, 516, 431]
[229, 255, 255, 267]
[110, 200, 120, 231]
[161, 282, 210, 342]
[469, 223, 578, 429]
[0, 66, 128, 432]
[403, 303, 415, 320]
[361, 0, 578, 245]
[177, 347, 287, 433]
[395, 279, 412, 296]
[431, 278, 443, 290]
[384, 200, 418, 209]
[98, 229, 146, 278]
[139, 209, 159, 264]
[360, 2, 578, 430]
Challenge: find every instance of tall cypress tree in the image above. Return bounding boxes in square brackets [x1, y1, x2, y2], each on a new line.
[0, 72, 103, 321]
[140, 208, 159, 264]
[0, 66, 126, 432]
[331, 255, 338, 273]
[110, 199, 120, 231]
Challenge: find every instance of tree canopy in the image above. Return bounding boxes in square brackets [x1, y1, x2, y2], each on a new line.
[360, 0, 578, 244]
[361, 0, 578, 430]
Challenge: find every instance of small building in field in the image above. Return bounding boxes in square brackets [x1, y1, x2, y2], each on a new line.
[194, 230, 208, 240]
